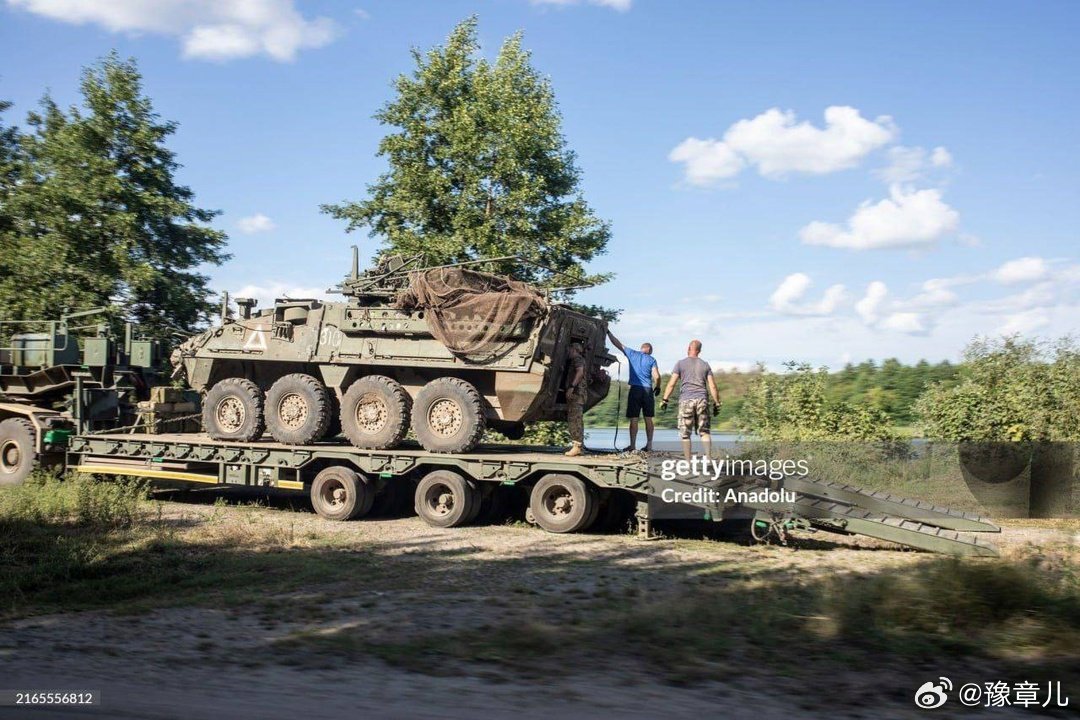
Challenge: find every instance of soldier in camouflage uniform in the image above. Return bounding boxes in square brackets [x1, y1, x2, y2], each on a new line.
[564, 342, 587, 457]
[660, 339, 721, 460]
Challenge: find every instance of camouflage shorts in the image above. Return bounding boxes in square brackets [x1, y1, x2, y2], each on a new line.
[677, 398, 710, 439]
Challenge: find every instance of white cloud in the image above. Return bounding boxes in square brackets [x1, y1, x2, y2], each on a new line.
[854, 281, 888, 324]
[531, 0, 632, 10]
[236, 213, 276, 234]
[769, 273, 846, 315]
[997, 308, 1051, 336]
[670, 106, 895, 185]
[902, 278, 959, 310]
[799, 185, 959, 250]
[7, 0, 340, 61]
[667, 138, 744, 184]
[880, 312, 927, 335]
[876, 145, 953, 184]
[992, 256, 1048, 284]
[931, 146, 953, 167]
[231, 282, 331, 311]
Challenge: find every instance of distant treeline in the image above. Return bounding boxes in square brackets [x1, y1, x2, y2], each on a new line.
[585, 358, 961, 429]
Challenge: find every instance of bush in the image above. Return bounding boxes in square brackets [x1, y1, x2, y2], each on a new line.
[915, 336, 1080, 441]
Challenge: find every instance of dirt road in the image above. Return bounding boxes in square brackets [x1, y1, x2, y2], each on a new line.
[1, 499, 1074, 719]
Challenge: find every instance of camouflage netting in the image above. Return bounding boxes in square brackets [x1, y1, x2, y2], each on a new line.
[396, 267, 548, 358]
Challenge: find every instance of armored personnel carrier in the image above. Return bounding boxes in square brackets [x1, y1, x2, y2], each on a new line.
[171, 252, 613, 453]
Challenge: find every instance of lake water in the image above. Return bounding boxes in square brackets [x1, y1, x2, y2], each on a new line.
[584, 426, 745, 451]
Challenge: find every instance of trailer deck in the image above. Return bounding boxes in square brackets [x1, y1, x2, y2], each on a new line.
[66, 432, 1001, 557]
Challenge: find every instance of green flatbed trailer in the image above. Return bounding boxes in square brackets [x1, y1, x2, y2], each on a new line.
[61, 432, 1001, 557]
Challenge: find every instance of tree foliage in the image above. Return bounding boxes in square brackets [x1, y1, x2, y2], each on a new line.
[322, 17, 612, 315]
[738, 362, 896, 441]
[915, 336, 1080, 441]
[0, 53, 228, 339]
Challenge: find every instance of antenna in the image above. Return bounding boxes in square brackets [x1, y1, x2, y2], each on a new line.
[351, 245, 359, 280]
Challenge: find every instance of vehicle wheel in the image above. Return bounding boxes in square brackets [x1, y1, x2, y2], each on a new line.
[0, 417, 36, 486]
[529, 474, 595, 533]
[266, 374, 331, 445]
[341, 376, 410, 450]
[203, 378, 265, 441]
[370, 478, 409, 517]
[414, 470, 478, 528]
[310, 466, 373, 521]
[594, 490, 633, 532]
[323, 391, 342, 440]
[412, 377, 486, 453]
[581, 487, 603, 531]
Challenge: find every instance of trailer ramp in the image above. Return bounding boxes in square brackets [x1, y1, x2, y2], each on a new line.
[650, 472, 1000, 557]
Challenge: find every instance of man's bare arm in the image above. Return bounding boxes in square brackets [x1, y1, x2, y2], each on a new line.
[605, 329, 625, 352]
[662, 373, 679, 402]
[707, 374, 721, 405]
[651, 365, 661, 386]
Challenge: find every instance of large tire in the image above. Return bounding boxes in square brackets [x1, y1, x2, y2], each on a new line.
[310, 466, 373, 521]
[203, 378, 265, 442]
[412, 377, 486, 454]
[266, 374, 331, 445]
[414, 470, 479, 528]
[529, 474, 596, 533]
[323, 391, 342, 440]
[0, 417, 36, 486]
[340, 376, 410, 450]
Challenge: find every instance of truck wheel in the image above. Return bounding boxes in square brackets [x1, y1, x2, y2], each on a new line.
[0, 417, 36, 486]
[529, 474, 595, 533]
[311, 466, 373, 521]
[323, 391, 342, 440]
[414, 470, 480, 528]
[341, 376, 410, 450]
[266, 374, 331, 445]
[203, 378, 265, 442]
[412, 377, 486, 453]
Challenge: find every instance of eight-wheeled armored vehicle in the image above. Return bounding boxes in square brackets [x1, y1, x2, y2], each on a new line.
[171, 253, 614, 453]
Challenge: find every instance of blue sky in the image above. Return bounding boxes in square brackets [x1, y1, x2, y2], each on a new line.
[2, 0, 1078, 372]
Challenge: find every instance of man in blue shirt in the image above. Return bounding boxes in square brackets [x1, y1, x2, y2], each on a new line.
[607, 329, 661, 452]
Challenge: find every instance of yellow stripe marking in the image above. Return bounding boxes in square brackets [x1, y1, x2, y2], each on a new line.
[74, 465, 219, 484]
[276, 480, 304, 490]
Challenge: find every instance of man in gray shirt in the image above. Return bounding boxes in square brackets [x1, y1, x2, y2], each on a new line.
[660, 339, 721, 460]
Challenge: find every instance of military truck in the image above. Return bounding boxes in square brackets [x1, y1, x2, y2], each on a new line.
[171, 252, 614, 454]
[1, 308, 163, 485]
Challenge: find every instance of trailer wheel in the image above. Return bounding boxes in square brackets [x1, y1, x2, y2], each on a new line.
[0, 417, 36, 486]
[266, 374, 331, 445]
[529, 474, 595, 533]
[341, 376, 410, 450]
[203, 378, 265, 442]
[414, 470, 480, 528]
[412, 377, 486, 453]
[311, 466, 373, 521]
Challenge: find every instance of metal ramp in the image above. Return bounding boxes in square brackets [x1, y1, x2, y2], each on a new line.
[648, 472, 1001, 557]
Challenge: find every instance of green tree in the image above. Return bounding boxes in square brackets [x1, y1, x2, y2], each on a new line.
[322, 17, 612, 315]
[739, 362, 896, 441]
[0, 54, 228, 339]
[915, 336, 1080, 441]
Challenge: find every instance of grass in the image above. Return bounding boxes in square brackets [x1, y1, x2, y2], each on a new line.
[2, 472, 1078, 693]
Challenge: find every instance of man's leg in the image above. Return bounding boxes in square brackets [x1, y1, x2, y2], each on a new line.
[698, 399, 712, 458]
[628, 418, 639, 451]
[644, 417, 655, 451]
[565, 394, 585, 457]
[678, 401, 693, 461]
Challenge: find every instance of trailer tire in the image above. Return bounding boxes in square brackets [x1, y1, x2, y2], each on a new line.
[415, 470, 478, 528]
[311, 466, 373, 521]
[0, 417, 36, 486]
[266, 374, 332, 445]
[530, 474, 595, 533]
[203, 378, 265, 442]
[412, 377, 486, 454]
[341, 376, 410, 450]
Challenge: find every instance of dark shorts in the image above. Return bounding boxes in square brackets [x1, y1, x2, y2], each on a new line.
[626, 385, 655, 418]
